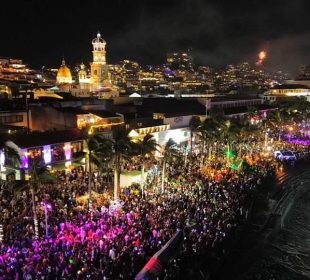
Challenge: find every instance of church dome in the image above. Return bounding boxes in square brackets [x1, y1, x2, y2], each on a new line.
[57, 65, 71, 78]
[56, 59, 73, 84]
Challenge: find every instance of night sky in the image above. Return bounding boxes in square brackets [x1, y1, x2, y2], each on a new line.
[2, 0, 310, 74]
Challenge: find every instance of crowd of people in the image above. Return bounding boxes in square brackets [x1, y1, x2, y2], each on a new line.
[0, 146, 282, 280]
[2, 119, 310, 280]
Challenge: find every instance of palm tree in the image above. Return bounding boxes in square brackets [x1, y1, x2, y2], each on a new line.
[264, 110, 284, 141]
[247, 106, 259, 119]
[209, 107, 225, 123]
[238, 117, 260, 156]
[264, 110, 281, 129]
[28, 157, 52, 239]
[189, 116, 201, 153]
[204, 110, 228, 157]
[277, 99, 300, 122]
[101, 127, 133, 200]
[197, 119, 220, 161]
[84, 133, 112, 209]
[133, 134, 158, 195]
[217, 119, 242, 161]
[286, 96, 310, 121]
[161, 138, 179, 193]
[0, 137, 21, 241]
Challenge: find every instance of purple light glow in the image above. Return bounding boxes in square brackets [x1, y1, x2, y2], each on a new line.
[41, 202, 52, 210]
[21, 149, 29, 169]
[43, 145, 52, 164]
[64, 142, 72, 161]
[288, 139, 310, 145]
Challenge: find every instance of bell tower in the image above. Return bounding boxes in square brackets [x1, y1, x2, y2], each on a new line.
[90, 32, 109, 91]
[78, 62, 89, 90]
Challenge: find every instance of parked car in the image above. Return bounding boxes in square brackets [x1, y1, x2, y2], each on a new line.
[274, 150, 297, 161]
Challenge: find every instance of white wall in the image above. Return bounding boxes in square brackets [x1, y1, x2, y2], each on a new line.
[163, 115, 193, 129]
[157, 127, 190, 146]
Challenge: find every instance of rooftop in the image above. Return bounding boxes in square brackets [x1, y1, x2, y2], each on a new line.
[271, 84, 310, 89]
[224, 104, 277, 116]
[210, 94, 261, 102]
[8, 129, 84, 148]
[56, 107, 120, 118]
[125, 117, 164, 129]
[119, 98, 206, 115]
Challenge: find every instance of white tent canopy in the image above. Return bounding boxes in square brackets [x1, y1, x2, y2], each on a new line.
[129, 92, 141, 98]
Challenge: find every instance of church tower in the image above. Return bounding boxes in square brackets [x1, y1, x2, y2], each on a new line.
[78, 62, 89, 90]
[90, 32, 109, 91]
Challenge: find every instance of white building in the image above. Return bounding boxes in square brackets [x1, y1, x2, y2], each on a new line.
[264, 84, 310, 102]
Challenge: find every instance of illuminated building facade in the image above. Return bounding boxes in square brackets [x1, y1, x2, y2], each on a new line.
[76, 111, 124, 134]
[0, 84, 12, 99]
[166, 51, 194, 72]
[264, 84, 310, 103]
[90, 32, 109, 91]
[78, 63, 89, 90]
[0, 130, 85, 180]
[71, 33, 118, 97]
[213, 62, 290, 92]
[0, 57, 54, 93]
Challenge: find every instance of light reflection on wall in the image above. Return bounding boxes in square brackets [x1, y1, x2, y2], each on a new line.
[21, 149, 29, 169]
[43, 145, 52, 164]
[64, 142, 72, 160]
[0, 151, 5, 170]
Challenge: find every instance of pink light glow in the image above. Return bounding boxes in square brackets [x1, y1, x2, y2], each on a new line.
[64, 142, 72, 161]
